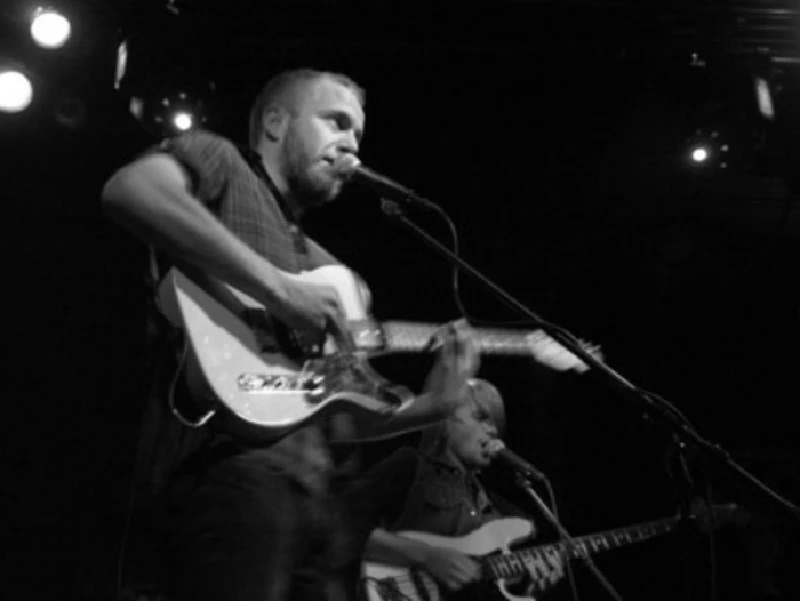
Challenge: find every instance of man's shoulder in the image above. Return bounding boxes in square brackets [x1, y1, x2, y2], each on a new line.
[168, 128, 235, 147]
[157, 129, 241, 162]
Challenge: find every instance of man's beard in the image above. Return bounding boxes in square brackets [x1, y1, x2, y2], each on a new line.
[286, 165, 339, 208]
[284, 135, 340, 207]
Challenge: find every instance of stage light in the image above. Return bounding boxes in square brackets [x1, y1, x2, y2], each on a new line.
[754, 77, 775, 121]
[129, 96, 143, 120]
[130, 87, 209, 137]
[690, 146, 710, 163]
[689, 52, 707, 68]
[113, 40, 128, 90]
[0, 69, 34, 113]
[30, 7, 72, 49]
[685, 129, 731, 171]
[172, 110, 193, 131]
[152, 92, 204, 133]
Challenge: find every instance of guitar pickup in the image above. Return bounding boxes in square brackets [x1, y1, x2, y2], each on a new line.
[237, 373, 325, 395]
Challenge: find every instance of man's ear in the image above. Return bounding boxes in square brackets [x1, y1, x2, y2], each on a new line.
[262, 106, 289, 142]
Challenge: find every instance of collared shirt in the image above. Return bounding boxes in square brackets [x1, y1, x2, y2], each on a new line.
[133, 129, 349, 496]
[373, 447, 502, 537]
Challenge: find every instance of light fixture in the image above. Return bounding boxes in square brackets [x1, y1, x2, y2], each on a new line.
[171, 110, 194, 131]
[686, 129, 729, 170]
[130, 86, 211, 137]
[754, 77, 775, 122]
[690, 146, 710, 163]
[30, 7, 72, 50]
[113, 40, 129, 90]
[0, 69, 34, 113]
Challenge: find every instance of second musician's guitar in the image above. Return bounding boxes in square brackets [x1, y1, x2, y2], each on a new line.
[361, 503, 745, 601]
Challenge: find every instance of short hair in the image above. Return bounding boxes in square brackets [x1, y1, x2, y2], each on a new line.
[247, 68, 366, 148]
[466, 378, 505, 435]
[418, 378, 506, 457]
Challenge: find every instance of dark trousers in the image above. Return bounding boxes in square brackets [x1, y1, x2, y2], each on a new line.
[164, 449, 365, 601]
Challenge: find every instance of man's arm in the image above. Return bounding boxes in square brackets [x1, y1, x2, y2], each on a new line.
[101, 150, 341, 334]
[364, 529, 482, 592]
[345, 392, 450, 442]
[102, 153, 289, 309]
[339, 320, 479, 441]
[364, 527, 434, 565]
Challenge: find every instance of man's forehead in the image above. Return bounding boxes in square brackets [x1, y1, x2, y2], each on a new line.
[306, 78, 364, 118]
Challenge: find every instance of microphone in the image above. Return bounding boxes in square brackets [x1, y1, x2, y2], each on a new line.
[334, 155, 438, 209]
[487, 440, 549, 482]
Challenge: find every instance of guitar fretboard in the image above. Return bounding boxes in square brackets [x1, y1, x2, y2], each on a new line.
[354, 321, 539, 355]
[482, 516, 679, 581]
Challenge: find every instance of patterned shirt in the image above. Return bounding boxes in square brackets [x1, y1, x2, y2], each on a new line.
[134, 129, 348, 496]
[367, 446, 502, 537]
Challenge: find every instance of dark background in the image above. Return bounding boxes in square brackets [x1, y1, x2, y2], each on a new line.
[3, 0, 800, 599]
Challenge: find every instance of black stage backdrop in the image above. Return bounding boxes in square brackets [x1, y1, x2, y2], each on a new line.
[2, 1, 800, 599]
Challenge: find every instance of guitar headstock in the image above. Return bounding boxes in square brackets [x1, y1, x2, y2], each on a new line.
[525, 330, 603, 373]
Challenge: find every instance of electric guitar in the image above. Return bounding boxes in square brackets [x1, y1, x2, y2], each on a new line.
[157, 265, 597, 441]
[361, 503, 745, 601]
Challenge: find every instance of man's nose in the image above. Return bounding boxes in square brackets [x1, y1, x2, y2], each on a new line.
[338, 130, 359, 154]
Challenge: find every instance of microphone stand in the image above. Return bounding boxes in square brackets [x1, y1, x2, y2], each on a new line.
[666, 433, 704, 601]
[514, 473, 624, 601]
[379, 197, 800, 521]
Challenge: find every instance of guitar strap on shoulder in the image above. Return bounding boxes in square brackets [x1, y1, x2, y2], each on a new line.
[237, 144, 308, 255]
[143, 246, 171, 350]
[143, 246, 182, 344]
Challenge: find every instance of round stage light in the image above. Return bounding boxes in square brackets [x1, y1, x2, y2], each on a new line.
[0, 70, 34, 113]
[172, 110, 194, 131]
[31, 8, 72, 49]
[690, 146, 710, 163]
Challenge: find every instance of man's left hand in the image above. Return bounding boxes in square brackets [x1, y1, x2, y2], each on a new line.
[423, 319, 479, 415]
[521, 549, 566, 595]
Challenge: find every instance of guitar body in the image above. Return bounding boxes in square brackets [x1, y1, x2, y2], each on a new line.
[361, 518, 538, 601]
[157, 265, 413, 441]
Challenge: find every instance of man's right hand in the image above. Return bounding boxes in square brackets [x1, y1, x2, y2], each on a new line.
[420, 546, 481, 591]
[270, 275, 347, 342]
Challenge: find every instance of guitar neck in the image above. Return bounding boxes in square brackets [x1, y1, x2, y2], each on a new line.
[374, 321, 536, 355]
[483, 515, 679, 581]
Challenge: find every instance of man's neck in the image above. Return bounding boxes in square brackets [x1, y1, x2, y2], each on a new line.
[257, 152, 304, 220]
[442, 447, 480, 477]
